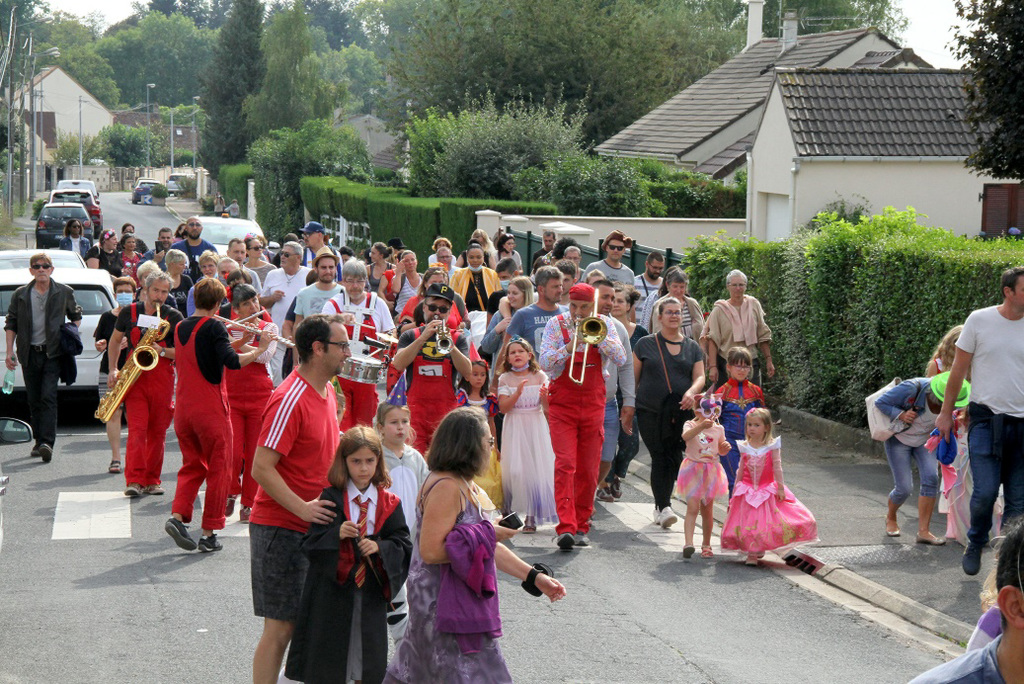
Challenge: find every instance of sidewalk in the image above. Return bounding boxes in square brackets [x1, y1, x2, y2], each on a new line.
[164, 196, 203, 222]
[627, 422, 981, 645]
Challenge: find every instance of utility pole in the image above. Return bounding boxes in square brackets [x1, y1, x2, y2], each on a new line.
[145, 83, 155, 169]
[78, 96, 83, 177]
[169, 109, 174, 173]
[191, 95, 199, 171]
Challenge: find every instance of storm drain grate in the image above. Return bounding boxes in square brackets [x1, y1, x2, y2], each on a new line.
[783, 548, 825, 575]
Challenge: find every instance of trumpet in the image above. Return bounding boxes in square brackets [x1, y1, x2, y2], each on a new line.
[214, 314, 296, 348]
[567, 289, 607, 385]
[434, 316, 453, 355]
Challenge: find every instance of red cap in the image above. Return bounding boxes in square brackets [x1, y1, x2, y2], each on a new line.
[568, 283, 595, 302]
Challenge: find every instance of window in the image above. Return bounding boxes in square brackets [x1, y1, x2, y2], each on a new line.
[981, 184, 1024, 237]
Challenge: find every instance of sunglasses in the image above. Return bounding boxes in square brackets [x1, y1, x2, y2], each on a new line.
[605, 244, 625, 251]
[426, 304, 450, 314]
[31, 263, 52, 270]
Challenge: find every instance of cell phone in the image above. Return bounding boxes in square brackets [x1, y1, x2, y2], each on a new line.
[498, 512, 523, 530]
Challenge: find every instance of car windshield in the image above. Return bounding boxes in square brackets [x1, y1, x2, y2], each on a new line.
[197, 220, 264, 244]
[40, 206, 88, 221]
[0, 284, 110, 315]
[0, 253, 84, 270]
[52, 192, 91, 204]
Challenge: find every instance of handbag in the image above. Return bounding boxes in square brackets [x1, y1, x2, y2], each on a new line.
[655, 335, 686, 448]
[866, 377, 914, 441]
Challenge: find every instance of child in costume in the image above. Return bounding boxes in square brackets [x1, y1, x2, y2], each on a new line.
[375, 401, 429, 645]
[456, 359, 500, 445]
[721, 408, 818, 566]
[285, 427, 412, 684]
[718, 346, 764, 493]
[678, 388, 731, 559]
[496, 336, 557, 533]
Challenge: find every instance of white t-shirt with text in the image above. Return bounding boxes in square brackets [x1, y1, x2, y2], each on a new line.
[957, 305, 1024, 417]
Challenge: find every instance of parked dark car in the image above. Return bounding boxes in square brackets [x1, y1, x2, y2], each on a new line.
[49, 190, 102, 237]
[131, 178, 159, 204]
[36, 203, 91, 248]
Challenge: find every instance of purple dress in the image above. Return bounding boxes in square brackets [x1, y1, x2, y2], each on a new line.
[385, 479, 512, 684]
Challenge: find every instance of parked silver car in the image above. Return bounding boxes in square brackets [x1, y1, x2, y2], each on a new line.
[0, 418, 33, 554]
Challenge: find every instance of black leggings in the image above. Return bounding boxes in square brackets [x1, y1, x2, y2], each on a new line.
[638, 408, 687, 511]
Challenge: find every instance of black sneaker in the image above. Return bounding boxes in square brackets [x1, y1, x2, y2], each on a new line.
[609, 475, 622, 500]
[38, 444, 52, 463]
[198, 534, 222, 553]
[30, 443, 41, 458]
[556, 532, 575, 550]
[165, 517, 198, 551]
[963, 544, 982, 576]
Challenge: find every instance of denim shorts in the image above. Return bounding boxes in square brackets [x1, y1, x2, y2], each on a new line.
[250, 523, 309, 621]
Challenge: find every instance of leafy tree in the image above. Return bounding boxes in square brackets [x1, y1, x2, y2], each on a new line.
[96, 12, 216, 107]
[954, 1, 1024, 180]
[759, 0, 907, 38]
[52, 130, 104, 169]
[149, 0, 178, 14]
[320, 44, 385, 114]
[513, 155, 665, 217]
[34, 13, 122, 108]
[247, 118, 371, 237]
[243, 0, 340, 138]
[202, 0, 266, 174]
[269, 0, 365, 49]
[99, 123, 150, 167]
[354, 0, 423, 62]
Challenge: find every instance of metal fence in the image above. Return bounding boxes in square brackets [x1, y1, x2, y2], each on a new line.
[508, 228, 686, 272]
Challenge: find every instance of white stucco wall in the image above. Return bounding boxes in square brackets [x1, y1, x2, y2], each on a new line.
[38, 68, 113, 139]
[749, 86, 798, 239]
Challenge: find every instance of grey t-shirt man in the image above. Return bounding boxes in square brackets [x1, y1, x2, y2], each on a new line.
[30, 288, 49, 345]
[584, 259, 635, 286]
[506, 302, 566, 355]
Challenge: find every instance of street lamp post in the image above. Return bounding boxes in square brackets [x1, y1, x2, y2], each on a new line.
[191, 95, 199, 172]
[145, 83, 155, 169]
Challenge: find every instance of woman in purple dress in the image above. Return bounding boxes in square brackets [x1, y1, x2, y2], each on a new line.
[385, 407, 566, 683]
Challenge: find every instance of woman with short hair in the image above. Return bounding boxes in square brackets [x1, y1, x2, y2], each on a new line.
[165, 248, 193, 313]
[703, 269, 774, 389]
[384, 407, 565, 683]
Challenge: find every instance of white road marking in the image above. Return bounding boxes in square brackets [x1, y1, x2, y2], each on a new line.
[52, 491, 132, 540]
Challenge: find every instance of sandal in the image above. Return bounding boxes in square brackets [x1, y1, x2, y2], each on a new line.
[108, 460, 122, 474]
[701, 546, 714, 559]
[522, 525, 537, 534]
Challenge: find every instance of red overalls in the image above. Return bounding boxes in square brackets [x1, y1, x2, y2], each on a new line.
[225, 319, 273, 509]
[327, 293, 381, 429]
[407, 326, 460, 454]
[548, 316, 606, 536]
[171, 317, 233, 531]
[123, 303, 176, 487]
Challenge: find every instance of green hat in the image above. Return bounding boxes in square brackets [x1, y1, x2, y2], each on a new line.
[930, 372, 970, 408]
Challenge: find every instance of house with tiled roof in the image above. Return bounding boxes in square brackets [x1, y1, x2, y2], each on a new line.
[595, 4, 925, 181]
[748, 68, 1011, 239]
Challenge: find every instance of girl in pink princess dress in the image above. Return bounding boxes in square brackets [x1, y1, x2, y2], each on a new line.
[677, 388, 731, 560]
[721, 408, 818, 566]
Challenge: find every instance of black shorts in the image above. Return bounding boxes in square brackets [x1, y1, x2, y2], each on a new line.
[250, 523, 309, 621]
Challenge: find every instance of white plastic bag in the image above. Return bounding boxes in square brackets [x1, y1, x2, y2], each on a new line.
[866, 377, 904, 441]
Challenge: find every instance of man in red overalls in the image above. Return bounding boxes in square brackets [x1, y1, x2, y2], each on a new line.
[540, 283, 627, 550]
[321, 259, 396, 429]
[106, 272, 183, 497]
[391, 283, 472, 453]
[165, 278, 272, 553]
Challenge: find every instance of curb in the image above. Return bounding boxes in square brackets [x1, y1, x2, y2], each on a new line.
[778, 404, 885, 459]
[623, 453, 968, 647]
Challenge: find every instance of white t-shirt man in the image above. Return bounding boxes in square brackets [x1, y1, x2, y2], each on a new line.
[321, 290, 395, 356]
[260, 266, 311, 331]
[957, 305, 1024, 417]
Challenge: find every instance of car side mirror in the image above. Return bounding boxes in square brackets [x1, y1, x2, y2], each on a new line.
[0, 418, 33, 444]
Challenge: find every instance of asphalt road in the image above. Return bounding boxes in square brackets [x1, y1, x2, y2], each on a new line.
[0, 195, 952, 682]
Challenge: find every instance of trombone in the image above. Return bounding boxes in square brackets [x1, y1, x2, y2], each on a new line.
[567, 288, 607, 385]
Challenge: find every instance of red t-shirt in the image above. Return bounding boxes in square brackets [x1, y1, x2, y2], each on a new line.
[250, 371, 340, 532]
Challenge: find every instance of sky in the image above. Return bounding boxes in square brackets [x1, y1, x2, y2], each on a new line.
[52, 0, 964, 68]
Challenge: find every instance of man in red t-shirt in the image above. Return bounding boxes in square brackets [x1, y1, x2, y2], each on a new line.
[249, 313, 351, 684]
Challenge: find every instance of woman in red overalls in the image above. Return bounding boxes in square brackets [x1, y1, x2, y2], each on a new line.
[223, 284, 278, 523]
[391, 283, 474, 454]
[165, 279, 272, 553]
[539, 283, 628, 550]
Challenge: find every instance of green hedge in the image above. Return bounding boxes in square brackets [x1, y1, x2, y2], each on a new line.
[679, 209, 1024, 427]
[439, 199, 557, 253]
[219, 163, 253, 218]
[648, 178, 745, 218]
[368, 195, 442, 258]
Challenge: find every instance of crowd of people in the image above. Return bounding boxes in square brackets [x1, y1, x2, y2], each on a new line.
[13, 212, 1024, 681]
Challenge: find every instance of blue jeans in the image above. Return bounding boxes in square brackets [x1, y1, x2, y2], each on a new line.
[967, 405, 1024, 547]
[884, 437, 939, 506]
[610, 414, 640, 481]
[601, 399, 619, 463]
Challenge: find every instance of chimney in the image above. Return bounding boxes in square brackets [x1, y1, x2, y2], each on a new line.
[746, 0, 764, 50]
[781, 11, 799, 54]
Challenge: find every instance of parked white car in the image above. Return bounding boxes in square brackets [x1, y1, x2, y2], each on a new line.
[197, 216, 272, 253]
[166, 173, 194, 196]
[0, 249, 86, 271]
[56, 179, 100, 202]
[0, 418, 34, 555]
[0, 267, 115, 397]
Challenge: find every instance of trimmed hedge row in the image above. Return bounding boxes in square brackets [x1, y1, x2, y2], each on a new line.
[300, 176, 556, 255]
[648, 179, 745, 219]
[679, 209, 1024, 427]
[219, 164, 253, 219]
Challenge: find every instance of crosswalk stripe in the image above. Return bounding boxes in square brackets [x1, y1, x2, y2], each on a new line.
[52, 492, 132, 540]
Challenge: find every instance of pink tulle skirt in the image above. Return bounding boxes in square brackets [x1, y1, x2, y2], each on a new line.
[720, 484, 818, 554]
[676, 459, 729, 504]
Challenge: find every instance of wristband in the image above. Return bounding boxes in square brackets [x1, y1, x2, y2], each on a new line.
[521, 562, 553, 596]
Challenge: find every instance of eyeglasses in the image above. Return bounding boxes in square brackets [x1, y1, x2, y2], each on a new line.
[324, 340, 350, 351]
[605, 244, 625, 251]
[426, 304, 450, 314]
[662, 311, 682, 317]
[186, 221, 202, 227]
[343, 278, 367, 285]
[282, 251, 298, 258]
[30, 263, 52, 270]
[487, 437, 495, 447]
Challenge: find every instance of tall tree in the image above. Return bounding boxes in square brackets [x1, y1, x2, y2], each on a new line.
[759, 0, 906, 39]
[954, 1, 1024, 180]
[243, 0, 339, 137]
[36, 13, 122, 108]
[202, 0, 266, 173]
[268, 0, 364, 49]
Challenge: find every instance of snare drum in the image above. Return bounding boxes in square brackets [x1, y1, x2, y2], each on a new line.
[339, 354, 384, 384]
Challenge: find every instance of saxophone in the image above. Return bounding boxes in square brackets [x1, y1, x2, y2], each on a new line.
[94, 304, 171, 423]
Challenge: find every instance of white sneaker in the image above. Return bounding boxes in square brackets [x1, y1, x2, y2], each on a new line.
[658, 507, 678, 529]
